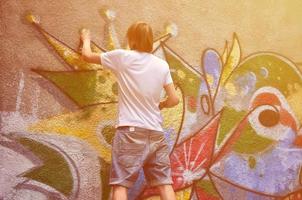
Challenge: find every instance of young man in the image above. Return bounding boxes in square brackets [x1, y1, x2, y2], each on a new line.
[80, 22, 179, 200]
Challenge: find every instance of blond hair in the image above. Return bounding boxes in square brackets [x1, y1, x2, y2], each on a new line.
[127, 22, 153, 53]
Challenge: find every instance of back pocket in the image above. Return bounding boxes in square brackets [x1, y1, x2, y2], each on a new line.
[120, 141, 145, 154]
[118, 142, 145, 168]
[118, 154, 142, 168]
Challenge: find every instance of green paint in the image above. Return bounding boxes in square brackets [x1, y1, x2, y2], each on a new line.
[217, 107, 246, 146]
[18, 137, 73, 196]
[225, 54, 302, 99]
[195, 179, 220, 197]
[101, 125, 116, 144]
[37, 70, 117, 107]
[233, 123, 274, 154]
[75, 106, 95, 121]
[163, 47, 201, 112]
[98, 75, 106, 84]
[248, 156, 257, 169]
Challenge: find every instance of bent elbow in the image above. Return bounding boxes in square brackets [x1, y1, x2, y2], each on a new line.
[166, 96, 179, 108]
[82, 54, 90, 62]
[81, 50, 93, 62]
[172, 97, 179, 106]
[174, 97, 180, 106]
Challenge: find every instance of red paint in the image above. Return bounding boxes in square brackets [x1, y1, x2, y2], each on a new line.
[279, 108, 298, 132]
[140, 112, 221, 198]
[294, 135, 302, 148]
[188, 96, 197, 110]
[251, 93, 281, 109]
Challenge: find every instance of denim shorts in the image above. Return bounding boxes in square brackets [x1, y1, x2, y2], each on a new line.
[109, 126, 173, 188]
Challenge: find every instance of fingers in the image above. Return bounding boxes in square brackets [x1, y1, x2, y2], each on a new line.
[80, 28, 90, 41]
[81, 28, 90, 34]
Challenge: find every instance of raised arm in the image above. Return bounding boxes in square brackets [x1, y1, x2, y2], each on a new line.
[159, 83, 179, 110]
[80, 29, 101, 64]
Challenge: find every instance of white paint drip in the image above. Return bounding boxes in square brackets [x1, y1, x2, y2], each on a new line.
[109, 24, 121, 49]
[15, 71, 25, 112]
[0, 71, 39, 133]
[31, 84, 40, 118]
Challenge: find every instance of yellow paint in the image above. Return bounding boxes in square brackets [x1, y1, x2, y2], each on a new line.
[177, 69, 186, 79]
[91, 43, 104, 53]
[36, 70, 118, 106]
[222, 41, 228, 64]
[27, 104, 117, 163]
[224, 82, 237, 96]
[25, 13, 39, 24]
[42, 30, 101, 70]
[220, 34, 241, 85]
[206, 73, 214, 86]
[28, 87, 183, 164]
[162, 88, 184, 141]
[287, 83, 302, 124]
[107, 34, 116, 50]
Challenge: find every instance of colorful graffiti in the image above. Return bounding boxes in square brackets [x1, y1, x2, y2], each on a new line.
[1, 7, 302, 200]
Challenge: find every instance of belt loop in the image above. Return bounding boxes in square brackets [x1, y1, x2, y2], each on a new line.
[129, 126, 135, 132]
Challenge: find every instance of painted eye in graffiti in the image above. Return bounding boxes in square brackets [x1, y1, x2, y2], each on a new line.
[258, 108, 280, 127]
[248, 104, 282, 138]
[248, 87, 298, 141]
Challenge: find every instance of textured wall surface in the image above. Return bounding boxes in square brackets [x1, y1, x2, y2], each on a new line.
[1, 0, 302, 199]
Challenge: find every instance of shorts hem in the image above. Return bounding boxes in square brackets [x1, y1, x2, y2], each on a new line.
[148, 179, 174, 187]
[109, 179, 134, 188]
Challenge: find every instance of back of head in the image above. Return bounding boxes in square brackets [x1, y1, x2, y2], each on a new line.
[127, 22, 153, 53]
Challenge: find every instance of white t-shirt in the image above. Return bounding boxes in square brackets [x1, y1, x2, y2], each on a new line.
[100, 49, 173, 131]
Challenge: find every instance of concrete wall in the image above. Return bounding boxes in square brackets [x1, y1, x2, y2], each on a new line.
[1, 0, 302, 199]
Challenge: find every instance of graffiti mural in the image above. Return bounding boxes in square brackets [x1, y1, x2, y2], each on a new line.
[1, 5, 302, 200]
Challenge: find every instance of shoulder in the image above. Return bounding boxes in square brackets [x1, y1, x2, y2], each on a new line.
[102, 49, 127, 57]
[101, 49, 129, 63]
[109, 48, 128, 55]
[150, 54, 170, 68]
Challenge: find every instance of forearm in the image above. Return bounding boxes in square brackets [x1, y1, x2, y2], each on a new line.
[159, 97, 179, 110]
[81, 39, 100, 64]
[82, 39, 92, 58]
